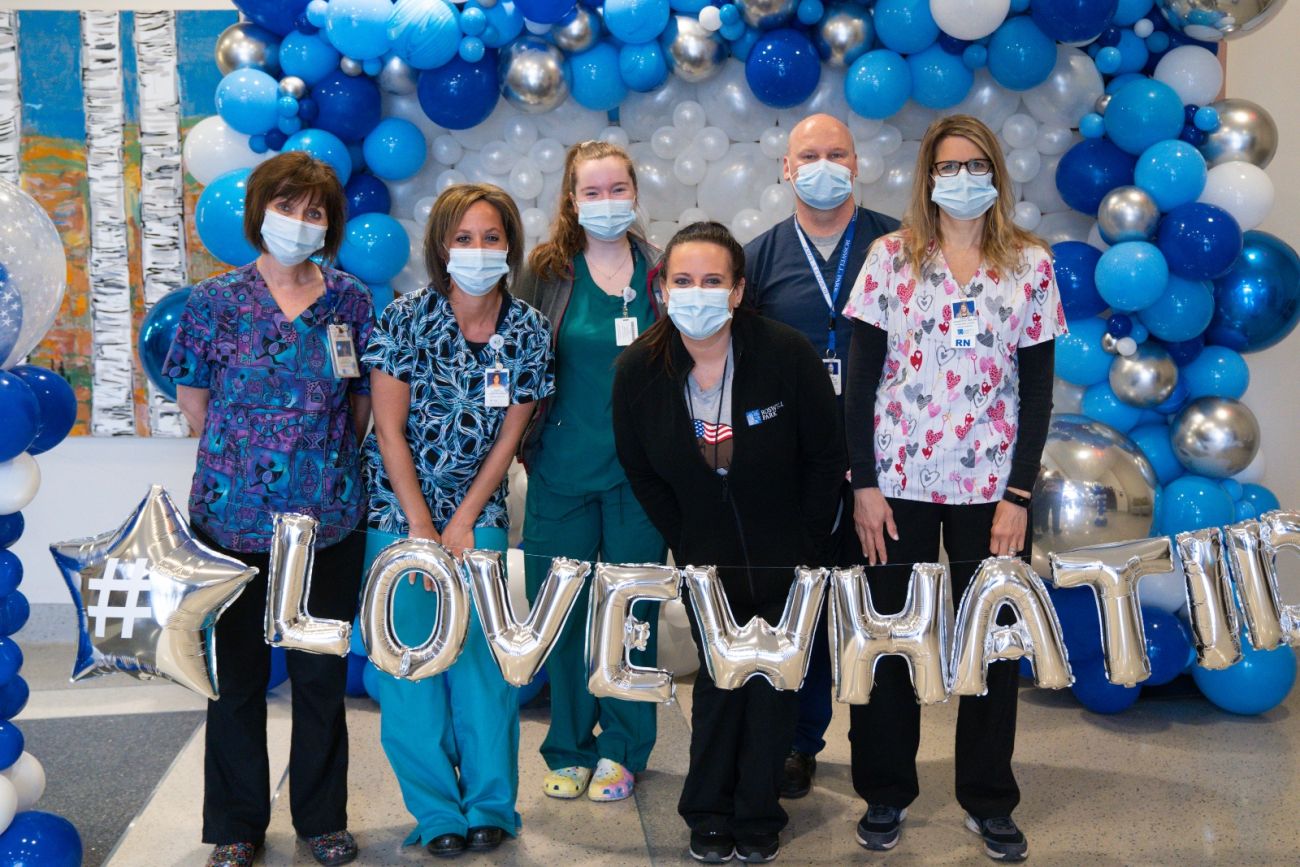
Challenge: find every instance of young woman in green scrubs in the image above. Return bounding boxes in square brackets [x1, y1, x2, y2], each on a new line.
[515, 141, 666, 803]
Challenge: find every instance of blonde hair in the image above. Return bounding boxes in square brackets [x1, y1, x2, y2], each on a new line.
[424, 183, 524, 297]
[902, 114, 1048, 277]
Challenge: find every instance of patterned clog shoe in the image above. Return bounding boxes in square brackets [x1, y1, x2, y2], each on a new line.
[587, 758, 635, 802]
[206, 842, 258, 867]
[543, 765, 593, 799]
[302, 830, 358, 866]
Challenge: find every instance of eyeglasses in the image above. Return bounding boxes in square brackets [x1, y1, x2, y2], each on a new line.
[932, 159, 993, 177]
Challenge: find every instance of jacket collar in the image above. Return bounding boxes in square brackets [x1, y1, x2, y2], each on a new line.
[667, 307, 752, 384]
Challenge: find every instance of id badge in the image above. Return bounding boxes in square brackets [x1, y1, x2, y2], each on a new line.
[615, 316, 639, 346]
[949, 299, 978, 350]
[327, 323, 360, 378]
[484, 364, 511, 408]
[823, 357, 842, 395]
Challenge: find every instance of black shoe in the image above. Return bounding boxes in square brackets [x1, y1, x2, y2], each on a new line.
[466, 826, 505, 852]
[689, 830, 736, 863]
[779, 750, 815, 799]
[965, 814, 1028, 862]
[856, 805, 907, 851]
[735, 833, 780, 863]
[426, 833, 466, 858]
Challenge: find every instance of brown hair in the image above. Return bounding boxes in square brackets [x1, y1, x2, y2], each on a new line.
[902, 114, 1049, 277]
[243, 151, 347, 261]
[424, 183, 524, 297]
[527, 140, 641, 282]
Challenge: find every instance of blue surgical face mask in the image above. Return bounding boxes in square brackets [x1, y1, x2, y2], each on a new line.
[577, 198, 637, 241]
[668, 286, 733, 340]
[447, 247, 510, 296]
[792, 159, 854, 211]
[931, 169, 999, 222]
[261, 209, 327, 266]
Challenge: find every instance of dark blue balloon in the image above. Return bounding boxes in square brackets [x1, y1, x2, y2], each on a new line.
[1156, 202, 1242, 281]
[1051, 242, 1106, 320]
[0, 552, 19, 596]
[345, 652, 369, 698]
[268, 646, 288, 692]
[1207, 230, 1300, 353]
[515, 0, 578, 24]
[0, 675, 28, 720]
[1071, 654, 1139, 714]
[1030, 0, 1118, 43]
[1142, 606, 1192, 687]
[8, 366, 76, 456]
[1046, 585, 1102, 662]
[418, 53, 500, 131]
[1152, 378, 1189, 415]
[1056, 138, 1136, 215]
[518, 666, 549, 707]
[1106, 313, 1132, 338]
[234, 0, 309, 36]
[0, 591, 29, 638]
[1161, 335, 1204, 366]
[311, 71, 382, 143]
[0, 372, 38, 462]
[0, 637, 20, 687]
[0, 719, 22, 768]
[0, 811, 82, 867]
[345, 172, 392, 218]
[138, 287, 192, 403]
[745, 29, 821, 109]
[0, 513, 22, 550]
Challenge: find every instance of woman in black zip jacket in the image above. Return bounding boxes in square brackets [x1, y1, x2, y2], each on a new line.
[611, 221, 845, 864]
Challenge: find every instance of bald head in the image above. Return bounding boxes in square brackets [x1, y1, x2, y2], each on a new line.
[784, 114, 857, 186]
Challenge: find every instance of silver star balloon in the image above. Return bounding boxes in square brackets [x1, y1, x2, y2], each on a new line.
[51, 485, 257, 700]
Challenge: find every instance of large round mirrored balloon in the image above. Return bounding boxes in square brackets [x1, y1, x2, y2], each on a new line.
[816, 4, 873, 69]
[1031, 415, 1158, 577]
[661, 15, 726, 83]
[1108, 343, 1178, 408]
[499, 37, 570, 113]
[0, 179, 68, 370]
[1022, 45, 1105, 129]
[737, 0, 798, 29]
[551, 6, 600, 53]
[1198, 98, 1279, 169]
[1097, 186, 1160, 245]
[1207, 230, 1300, 352]
[215, 21, 280, 76]
[1170, 396, 1260, 478]
[1155, 0, 1287, 41]
[137, 287, 192, 402]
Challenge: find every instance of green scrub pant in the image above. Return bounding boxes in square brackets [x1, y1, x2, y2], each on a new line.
[522, 479, 666, 773]
[363, 527, 520, 845]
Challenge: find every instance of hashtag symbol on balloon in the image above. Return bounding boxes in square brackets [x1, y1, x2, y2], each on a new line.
[86, 558, 154, 639]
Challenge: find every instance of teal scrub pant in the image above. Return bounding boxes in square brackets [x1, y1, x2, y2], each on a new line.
[363, 527, 520, 845]
[522, 479, 666, 773]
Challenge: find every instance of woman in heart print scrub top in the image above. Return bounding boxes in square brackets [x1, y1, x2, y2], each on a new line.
[840, 114, 1065, 862]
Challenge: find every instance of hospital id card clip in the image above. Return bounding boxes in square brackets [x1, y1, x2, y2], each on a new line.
[327, 323, 360, 378]
[949, 299, 978, 350]
[615, 287, 638, 346]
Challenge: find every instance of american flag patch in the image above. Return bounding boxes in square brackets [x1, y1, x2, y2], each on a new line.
[694, 418, 733, 444]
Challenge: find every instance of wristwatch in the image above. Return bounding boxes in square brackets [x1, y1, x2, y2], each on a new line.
[1002, 489, 1032, 509]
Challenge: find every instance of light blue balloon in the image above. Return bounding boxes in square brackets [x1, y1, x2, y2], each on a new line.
[195, 169, 258, 267]
[908, 43, 973, 110]
[476, 0, 525, 48]
[845, 49, 911, 120]
[1192, 636, 1297, 715]
[1095, 241, 1169, 313]
[1055, 316, 1112, 385]
[387, 0, 461, 70]
[670, 0, 712, 10]
[1082, 381, 1143, 432]
[1113, 0, 1154, 25]
[1159, 474, 1235, 536]
[216, 68, 280, 135]
[571, 42, 628, 111]
[1104, 79, 1185, 156]
[1180, 346, 1249, 399]
[1130, 423, 1184, 485]
[604, 0, 671, 45]
[987, 16, 1056, 91]
[280, 31, 342, 84]
[325, 0, 393, 60]
[619, 41, 669, 92]
[362, 118, 427, 181]
[873, 0, 938, 55]
[1240, 483, 1280, 515]
[1138, 276, 1214, 342]
[1134, 140, 1207, 212]
[339, 214, 411, 284]
[283, 128, 354, 185]
[1114, 28, 1149, 74]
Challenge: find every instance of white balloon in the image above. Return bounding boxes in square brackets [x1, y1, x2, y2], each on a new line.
[620, 75, 699, 141]
[673, 100, 707, 133]
[649, 220, 678, 248]
[673, 148, 709, 186]
[392, 261, 428, 295]
[1052, 377, 1086, 415]
[449, 101, 512, 150]
[537, 169, 564, 217]
[860, 140, 920, 220]
[1198, 161, 1275, 230]
[1, 754, 45, 812]
[481, 140, 516, 175]
[759, 182, 795, 216]
[1035, 210, 1094, 245]
[509, 157, 545, 200]
[1002, 113, 1039, 150]
[730, 208, 765, 244]
[1139, 564, 1190, 614]
[1022, 46, 1105, 128]
[503, 116, 540, 154]
[413, 196, 437, 223]
[1022, 150, 1069, 214]
[652, 125, 688, 160]
[182, 116, 266, 186]
[522, 206, 549, 237]
[699, 5, 723, 31]
[0, 777, 15, 837]
[534, 99, 607, 146]
[868, 124, 903, 157]
[929, 0, 1010, 41]
[1154, 45, 1224, 108]
[779, 67, 850, 128]
[528, 137, 566, 174]
[1233, 447, 1267, 484]
[1116, 336, 1137, 356]
[432, 134, 464, 166]
[891, 101, 940, 141]
[1013, 200, 1042, 230]
[856, 146, 885, 184]
[629, 142, 698, 220]
[456, 151, 495, 186]
[697, 60, 779, 143]
[1007, 148, 1042, 184]
[599, 125, 631, 148]
[1035, 124, 1075, 156]
[759, 126, 789, 160]
[693, 127, 730, 161]
[435, 168, 467, 194]
[957, 69, 1025, 131]
[847, 113, 883, 141]
[380, 92, 441, 140]
[1086, 221, 1110, 252]
[696, 142, 778, 222]
[0, 454, 39, 515]
[679, 206, 709, 224]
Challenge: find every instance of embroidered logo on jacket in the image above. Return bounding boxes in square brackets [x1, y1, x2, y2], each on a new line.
[745, 401, 785, 426]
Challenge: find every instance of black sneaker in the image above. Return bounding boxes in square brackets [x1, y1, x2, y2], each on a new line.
[690, 831, 736, 863]
[964, 814, 1028, 862]
[735, 833, 780, 863]
[779, 750, 815, 799]
[856, 805, 907, 851]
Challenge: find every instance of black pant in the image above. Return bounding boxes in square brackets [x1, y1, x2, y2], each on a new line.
[848, 499, 1029, 820]
[196, 524, 365, 845]
[678, 590, 799, 839]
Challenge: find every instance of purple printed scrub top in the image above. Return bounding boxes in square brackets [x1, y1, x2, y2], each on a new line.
[163, 262, 375, 553]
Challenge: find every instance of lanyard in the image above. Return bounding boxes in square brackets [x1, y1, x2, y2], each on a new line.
[794, 210, 858, 358]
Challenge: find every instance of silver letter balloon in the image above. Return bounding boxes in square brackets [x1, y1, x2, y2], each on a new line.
[263, 513, 352, 657]
[1224, 512, 1300, 650]
[585, 563, 681, 703]
[1175, 527, 1242, 669]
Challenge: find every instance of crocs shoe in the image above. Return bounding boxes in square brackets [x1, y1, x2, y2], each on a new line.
[206, 842, 258, 867]
[543, 766, 593, 799]
[587, 757, 635, 802]
[301, 830, 358, 866]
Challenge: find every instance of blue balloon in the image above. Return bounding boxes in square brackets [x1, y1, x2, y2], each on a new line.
[283, 129, 352, 187]
[477, 1, 525, 48]
[1138, 275, 1214, 342]
[1113, 27, 1149, 73]
[339, 214, 411, 284]
[370, 283, 395, 313]
[1106, 313, 1132, 338]
[570, 42, 628, 112]
[312, 71, 382, 143]
[1083, 381, 1143, 432]
[0, 675, 27, 719]
[745, 29, 821, 109]
[1055, 316, 1112, 385]
[324, 0, 392, 60]
[1104, 79, 1185, 155]
[196, 169, 259, 267]
[0, 514, 22, 550]
[907, 43, 973, 109]
[388, 0, 461, 69]
[728, 26, 762, 61]
[1152, 377, 1189, 415]
[1179, 345, 1248, 399]
[1071, 654, 1140, 714]
[1095, 241, 1168, 313]
[1159, 475, 1234, 536]
[1052, 242, 1106, 321]
[1031, 0, 1118, 43]
[1193, 641, 1296, 715]
[0, 638, 21, 688]
[1240, 483, 1280, 515]
[461, 6, 488, 37]
[1207, 230, 1300, 352]
[137, 287, 192, 403]
[345, 651, 368, 697]
[1142, 606, 1192, 687]
[0, 552, 18, 597]
[1056, 138, 1136, 215]
[1129, 423, 1183, 485]
[846, 50, 912, 120]
[418, 53, 499, 130]
[0, 371, 38, 462]
[619, 41, 669, 92]
[362, 659, 382, 703]
[603, 0, 668, 43]
[280, 31, 341, 85]
[518, 666, 549, 706]
[1133, 139, 1206, 212]
[344, 172, 391, 217]
[1047, 585, 1103, 662]
[268, 645, 288, 691]
[516, 0, 579, 25]
[0, 811, 82, 867]
[987, 16, 1056, 91]
[235, 0, 310, 36]
[215, 68, 280, 135]
[362, 118, 426, 181]
[1157, 202, 1242, 282]
[459, 36, 486, 63]
[1113, 0, 1154, 25]
[0, 592, 28, 638]
[873, 0, 938, 55]
[962, 44, 988, 69]
[1161, 334, 1203, 365]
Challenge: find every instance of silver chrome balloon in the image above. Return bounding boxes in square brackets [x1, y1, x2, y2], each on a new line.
[1155, 0, 1288, 41]
[1108, 343, 1178, 408]
[215, 21, 280, 76]
[1100, 332, 1120, 355]
[499, 36, 570, 113]
[828, 563, 953, 705]
[736, 0, 798, 29]
[1050, 536, 1175, 686]
[1171, 396, 1260, 479]
[684, 566, 827, 691]
[1224, 513, 1300, 650]
[378, 54, 419, 95]
[950, 557, 1073, 696]
[1097, 185, 1160, 245]
[1175, 527, 1243, 669]
[50, 485, 257, 700]
[1199, 98, 1279, 169]
[339, 56, 365, 77]
[1031, 415, 1159, 577]
[277, 75, 308, 100]
[660, 16, 726, 84]
[465, 551, 587, 687]
[360, 538, 470, 680]
[263, 514, 351, 656]
[586, 563, 681, 703]
[1094, 93, 1111, 115]
[551, 5, 600, 53]
[815, 4, 873, 69]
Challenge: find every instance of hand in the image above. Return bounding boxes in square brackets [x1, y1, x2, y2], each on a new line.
[441, 520, 475, 559]
[853, 487, 898, 566]
[407, 521, 441, 588]
[990, 499, 1028, 557]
